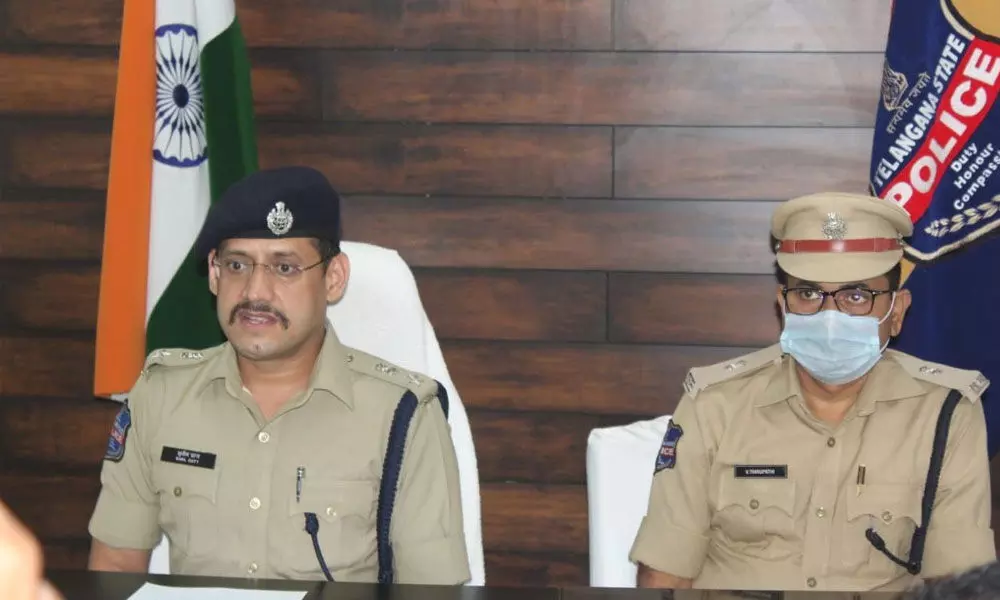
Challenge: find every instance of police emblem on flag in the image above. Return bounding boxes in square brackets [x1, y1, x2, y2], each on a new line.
[154, 24, 207, 168]
[881, 64, 909, 111]
[870, 0, 1000, 263]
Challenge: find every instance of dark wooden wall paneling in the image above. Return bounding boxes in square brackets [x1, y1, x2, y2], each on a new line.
[11, 0, 996, 589]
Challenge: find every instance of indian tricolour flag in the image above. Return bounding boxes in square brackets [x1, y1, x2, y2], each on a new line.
[93, 0, 258, 398]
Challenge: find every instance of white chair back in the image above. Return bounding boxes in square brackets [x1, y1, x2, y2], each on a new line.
[150, 240, 486, 585]
[328, 241, 485, 585]
[586, 415, 672, 587]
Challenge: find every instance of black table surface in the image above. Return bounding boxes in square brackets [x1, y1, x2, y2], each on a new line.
[48, 570, 561, 600]
[47, 570, 908, 600]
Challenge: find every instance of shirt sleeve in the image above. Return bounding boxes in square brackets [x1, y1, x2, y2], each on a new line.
[921, 395, 996, 578]
[629, 393, 713, 579]
[390, 393, 471, 585]
[87, 373, 162, 550]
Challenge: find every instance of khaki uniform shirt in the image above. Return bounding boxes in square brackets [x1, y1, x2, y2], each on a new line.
[630, 346, 994, 592]
[89, 326, 470, 585]
[669, 592, 905, 600]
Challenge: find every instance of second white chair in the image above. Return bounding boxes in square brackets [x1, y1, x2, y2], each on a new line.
[586, 415, 672, 588]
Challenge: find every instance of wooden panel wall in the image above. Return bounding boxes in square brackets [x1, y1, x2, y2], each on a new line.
[8, 0, 982, 588]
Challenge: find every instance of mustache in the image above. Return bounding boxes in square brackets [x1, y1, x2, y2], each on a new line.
[229, 301, 290, 329]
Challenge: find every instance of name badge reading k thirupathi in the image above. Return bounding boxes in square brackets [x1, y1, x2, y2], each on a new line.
[734, 465, 788, 479]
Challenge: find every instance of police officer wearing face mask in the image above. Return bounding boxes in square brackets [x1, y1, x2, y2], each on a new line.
[629, 192, 994, 593]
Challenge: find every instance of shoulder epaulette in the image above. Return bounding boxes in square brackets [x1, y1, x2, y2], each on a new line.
[683, 344, 784, 399]
[141, 347, 217, 377]
[888, 350, 990, 402]
[345, 348, 438, 403]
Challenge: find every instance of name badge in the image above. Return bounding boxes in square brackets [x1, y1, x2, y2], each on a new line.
[731, 592, 781, 600]
[734, 465, 787, 479]
[161, 446, 217, 470]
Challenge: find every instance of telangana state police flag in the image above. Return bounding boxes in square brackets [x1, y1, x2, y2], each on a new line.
[870, 1, 1000, 454]
[93, 0, 258, 397]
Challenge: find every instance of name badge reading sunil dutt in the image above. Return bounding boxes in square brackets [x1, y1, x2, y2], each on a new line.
[161, 446, 217, 470]
[734, 465, 788, 479]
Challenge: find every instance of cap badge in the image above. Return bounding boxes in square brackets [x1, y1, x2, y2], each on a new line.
[822, 212, 847, 240]
[266, 201, 294, 236]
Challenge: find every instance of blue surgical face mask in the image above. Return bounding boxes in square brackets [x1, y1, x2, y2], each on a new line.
[779, 294, 895, 385]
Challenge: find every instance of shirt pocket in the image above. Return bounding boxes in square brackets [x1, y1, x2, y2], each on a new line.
[714, 477, 797, 546]
[843, 483, 922, 572]
[155, 462, 221, 561]
[285, 480, 377, 577]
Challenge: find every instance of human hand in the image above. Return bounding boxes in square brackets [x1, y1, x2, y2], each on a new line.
[0, 499, 63, 600]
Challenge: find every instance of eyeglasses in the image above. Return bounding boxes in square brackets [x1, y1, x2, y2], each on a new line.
[212, 257, 325, 283]
[781, 286, 893, 316]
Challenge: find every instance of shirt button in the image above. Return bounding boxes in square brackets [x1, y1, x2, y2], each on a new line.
[882, 510, 893, 523]
[815, 507, 826, 518]
[827, 437, 836, 447]
[257, 431, 270, 443]
[749, 499, 759, 510]
[173, 486, 183, 497]
[807, 577, 817, 588]
[326, 506, 337, 518]
[248, 562, 258, 574]
[249, 497, 261, 510]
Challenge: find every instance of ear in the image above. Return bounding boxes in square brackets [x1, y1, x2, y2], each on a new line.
[775, 284, 788, 312]
[889, 289, 912, 336]
[208, 250, 220, 296]
[325, 252, 350, 304]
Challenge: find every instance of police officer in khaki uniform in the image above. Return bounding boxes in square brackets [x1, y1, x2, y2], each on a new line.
[630, 192, 994, 592]
[86, 166, 471, 585]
